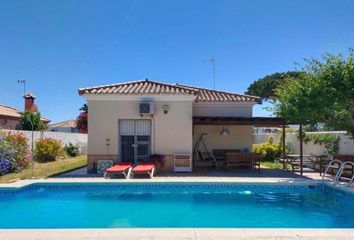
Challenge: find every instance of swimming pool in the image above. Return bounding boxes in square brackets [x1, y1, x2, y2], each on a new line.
[1, 182, 354, 228]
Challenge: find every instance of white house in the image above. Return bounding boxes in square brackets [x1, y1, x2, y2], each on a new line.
[79, 79, 284, 173]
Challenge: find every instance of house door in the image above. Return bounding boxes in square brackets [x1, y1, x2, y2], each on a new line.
[119, 120, 152, 163]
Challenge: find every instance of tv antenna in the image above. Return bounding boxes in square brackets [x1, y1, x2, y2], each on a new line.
[203, 58, 216, 89]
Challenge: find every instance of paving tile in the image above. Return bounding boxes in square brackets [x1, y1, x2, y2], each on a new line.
[95, 229, 148, 240]
[1, 229, 354, 240]
[147, 228, 196, 240]
[0, 229, 99, 240]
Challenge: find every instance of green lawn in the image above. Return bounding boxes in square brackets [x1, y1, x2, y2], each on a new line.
[261, 161, 292, 170]
[0, 155, 87, 183]
[261, 161, 284, 169]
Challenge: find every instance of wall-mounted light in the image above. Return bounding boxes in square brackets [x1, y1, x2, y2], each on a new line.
[220, 126, 230, 136]
[162, 105, 169, 114]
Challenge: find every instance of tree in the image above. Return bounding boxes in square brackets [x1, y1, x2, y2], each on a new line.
[275, 49, 354, 137]
[245, 71, 303, 100]
[19, 111, 46, 131]
[76, 104, 88, 133]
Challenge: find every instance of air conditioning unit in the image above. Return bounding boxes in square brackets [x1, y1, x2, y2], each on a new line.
[139, 102, 154, 116]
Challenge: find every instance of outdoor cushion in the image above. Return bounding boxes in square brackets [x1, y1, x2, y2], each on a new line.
[132, 163, 155, 173]
[106, 163, 132, 173]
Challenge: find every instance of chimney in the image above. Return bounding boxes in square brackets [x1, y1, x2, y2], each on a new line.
[24, 93, 38, 112]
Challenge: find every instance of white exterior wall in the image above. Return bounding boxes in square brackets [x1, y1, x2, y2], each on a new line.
[87, 97, 194, 158]
[192, 102, 255, 151]
[194, 125, 254, 150]
[193, 103, 254, 117]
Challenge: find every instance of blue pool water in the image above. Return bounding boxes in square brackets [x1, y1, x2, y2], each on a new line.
[1, 183, 354, 228]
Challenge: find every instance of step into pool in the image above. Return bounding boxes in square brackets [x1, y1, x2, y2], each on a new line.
[1, 182, 354, 228]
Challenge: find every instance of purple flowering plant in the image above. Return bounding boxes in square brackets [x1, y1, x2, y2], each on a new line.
[0, 132, 30, 176]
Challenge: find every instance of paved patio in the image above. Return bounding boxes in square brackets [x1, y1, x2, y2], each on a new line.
[0, 166, 324, 189]
[2, 228, 354, 240]
[55, 166, 323, 180]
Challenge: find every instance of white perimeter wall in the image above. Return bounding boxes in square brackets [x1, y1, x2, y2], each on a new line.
[1, 129, 88, 154]
[254, 131, 354, 155]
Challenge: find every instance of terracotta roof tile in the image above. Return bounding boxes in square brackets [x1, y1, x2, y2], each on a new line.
[79, 79, 260, 103]
[0, 104, 22, 118]
[48, 120, 77, 129]
[0, 104, 50, 123]
[175, 83, 260, 102]
[79, 79, 196, 96]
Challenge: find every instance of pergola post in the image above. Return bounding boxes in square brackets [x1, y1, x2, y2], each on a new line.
[299, 124, 303, 176]
[282, 124, 286, 169]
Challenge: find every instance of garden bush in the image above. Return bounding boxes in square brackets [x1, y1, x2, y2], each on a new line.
[34, 138, 62, 162]
[303, 133, 340, 155]
[0, 132, 30, 175]
[64, 143, 80, 157]
[252, 136, 281, 161]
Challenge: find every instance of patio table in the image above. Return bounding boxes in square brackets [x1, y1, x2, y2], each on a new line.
[283, 154, 311, 171]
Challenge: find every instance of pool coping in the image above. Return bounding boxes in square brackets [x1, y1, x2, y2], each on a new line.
[0, 176, 322, 188]
[1, 228, 354, 240]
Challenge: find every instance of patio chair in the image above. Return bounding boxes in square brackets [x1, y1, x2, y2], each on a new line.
[104, 162, 132, 179]
[131, 162, 156, 178]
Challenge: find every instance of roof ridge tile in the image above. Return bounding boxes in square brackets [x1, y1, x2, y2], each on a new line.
[78, 79, 259, 103]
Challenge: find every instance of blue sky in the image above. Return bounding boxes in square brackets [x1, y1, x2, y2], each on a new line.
[1, 0, 353, 123]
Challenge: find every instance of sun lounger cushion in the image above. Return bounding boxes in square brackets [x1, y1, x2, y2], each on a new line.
[132, 163, 155, 173]
[106, 163, 132, 173]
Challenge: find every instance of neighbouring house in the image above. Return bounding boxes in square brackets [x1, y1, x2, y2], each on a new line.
[0, 93, 50, 130]
[79, 79, 285, 173]
[47, 120, 80, 133]
[0, 104, 23, 129]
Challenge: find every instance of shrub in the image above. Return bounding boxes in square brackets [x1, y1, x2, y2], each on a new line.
[0, 158, 11, 175]
[0, 132, 30, 175]
[64, 143, 80, 157]
[35, 138, 62, 162]
[76, 104, 88, 133]
[76, 112, 88, 133]
[303, 133, 340, 155]
[253, 136, 281, 161]
[3, 132, 30, 169]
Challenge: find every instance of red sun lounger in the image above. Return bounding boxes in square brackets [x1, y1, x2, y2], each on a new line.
[131, 162, 156, 178]
[104, 162, 132, 179]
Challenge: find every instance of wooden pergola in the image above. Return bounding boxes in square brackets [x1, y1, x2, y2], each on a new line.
[193, 116, 305, 175]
